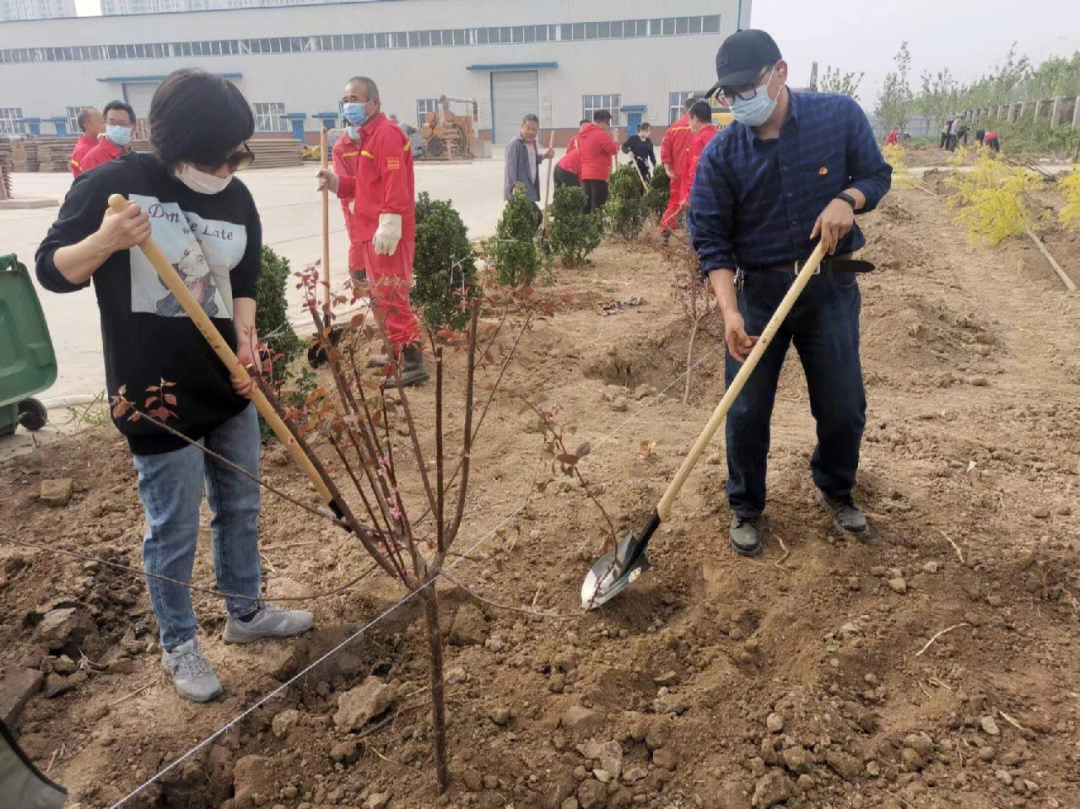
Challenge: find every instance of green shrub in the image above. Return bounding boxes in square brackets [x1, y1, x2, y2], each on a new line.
[549, 186, 602, 267]
[604, 164, 647, 240]
[643, 165, 670, 222]
[487, 183, 541, 285]
[256, 246, 303, 384]
[412, 192, 478, 331]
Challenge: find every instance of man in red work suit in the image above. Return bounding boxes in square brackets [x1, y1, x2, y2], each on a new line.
[578, 110, 619, 213]
[80, 100, 135, 175]
[659, 97, 695, 237]
[317, 76, 428, 387]
[676, 101, 719, 216]
[331, 82, 365, 282]
[69, 107, 103, 178]
[553, 119, 589, 189]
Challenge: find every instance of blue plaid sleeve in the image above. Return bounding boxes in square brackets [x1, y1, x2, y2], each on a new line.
[688, 141, 737, 274]
[843, 97, 892, 212]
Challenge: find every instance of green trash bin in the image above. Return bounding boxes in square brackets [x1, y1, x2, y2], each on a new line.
[0, 254, 57, 437]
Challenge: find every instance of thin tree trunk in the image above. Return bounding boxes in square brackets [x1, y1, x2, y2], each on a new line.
[684, 319, 699, 405]
[423, 589, 448, 792]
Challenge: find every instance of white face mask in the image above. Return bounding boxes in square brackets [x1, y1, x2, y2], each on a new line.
[175, 163, 233, 195]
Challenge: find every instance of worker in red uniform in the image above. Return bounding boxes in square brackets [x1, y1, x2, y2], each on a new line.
[69, 107, 103, 177]
[554, 119, 588, 189]
[332, 78, 366, 283]
[578, 110, 619, 213]
[317, 76, 428, 387]
[659, 97, 695, 237]
[675, 101, 718, 216]
[79, 100, 135, 174]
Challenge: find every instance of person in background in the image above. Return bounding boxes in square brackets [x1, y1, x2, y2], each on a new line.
[553, 119, 588, 189]
[947, 117, 962, 151]
[983, 130, 1000, 152]
[333, 78, 366, 284]
[578, 109, 619, 213]
[660, 97, 695, 237]
[80, 101, 136, 174]
[675, 101, 717, 217]
[36, 69, 314, 703]
[317, 76, 429, 387]
[504, 113, 555, 205]
[689, 29, 892, 557]
[621, 122, 657, 183]
[975, 128, 986, 146]
[940, 118, 952, 149]
[70, 107, 103, 177]
[884, 127, 900, 146]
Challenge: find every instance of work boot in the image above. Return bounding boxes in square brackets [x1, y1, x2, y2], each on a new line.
[162, 637, 222, 703]
[384, 343, 430, 388]
[223, 604, 314, 644]
[817, 490, 869, 535]
[729, 516, 762, 557]
[366, 352, 391, 369]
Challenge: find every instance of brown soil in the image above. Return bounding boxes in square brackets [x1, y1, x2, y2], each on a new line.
[2, 187, 1080, 809]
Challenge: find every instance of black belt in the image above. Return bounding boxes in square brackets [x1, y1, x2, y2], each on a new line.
[750, 254, 875, 275]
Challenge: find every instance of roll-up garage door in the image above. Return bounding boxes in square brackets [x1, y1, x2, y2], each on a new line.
[491, 70, 539, 145]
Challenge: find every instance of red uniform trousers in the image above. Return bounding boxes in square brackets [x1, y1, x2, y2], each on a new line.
[359, 238, 421, 350]
[661, 175, 683, 232]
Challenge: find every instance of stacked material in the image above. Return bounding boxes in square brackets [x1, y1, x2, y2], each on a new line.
[249, 138, 303, 169]
[0, 140, 12, 197]
[11, 138, 39, 172]
[36, 137, 81, 172]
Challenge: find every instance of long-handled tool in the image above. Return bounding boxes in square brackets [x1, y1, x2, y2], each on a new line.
[106, 194, 340, 515]
[320, 127, 331, 316]
[540, 130, 555, 234]
[581, 241, 833, 609]
[630, 157, 649, 192]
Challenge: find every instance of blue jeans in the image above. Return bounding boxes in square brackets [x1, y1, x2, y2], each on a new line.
[132, 404, 262, 651]
[725, 270, 866, 518]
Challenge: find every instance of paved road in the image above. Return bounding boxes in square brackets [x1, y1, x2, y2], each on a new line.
[2, 154, 510, 403]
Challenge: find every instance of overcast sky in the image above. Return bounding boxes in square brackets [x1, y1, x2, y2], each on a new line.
[752, 0, 1080, 109]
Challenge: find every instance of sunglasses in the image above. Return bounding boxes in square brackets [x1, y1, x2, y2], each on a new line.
[227, 142, 254, 172]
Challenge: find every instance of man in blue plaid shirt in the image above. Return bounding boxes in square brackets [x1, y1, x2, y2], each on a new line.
[689, 30, 892, 557]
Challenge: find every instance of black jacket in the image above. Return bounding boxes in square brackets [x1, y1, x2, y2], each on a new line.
[621, 135, 656, 177]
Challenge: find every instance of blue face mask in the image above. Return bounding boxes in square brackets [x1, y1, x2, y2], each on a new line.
[346, 125, 359, 141]
[343, 102, 371, 128]
[105, 124, 132, 147]
[730, 67, 778, 127]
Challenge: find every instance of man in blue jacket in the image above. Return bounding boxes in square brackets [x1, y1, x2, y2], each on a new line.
[504, 113, 554, 205]
[689, 30, 892, 557]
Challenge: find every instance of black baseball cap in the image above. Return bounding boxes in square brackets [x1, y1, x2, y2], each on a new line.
[713, 29, 782, 89]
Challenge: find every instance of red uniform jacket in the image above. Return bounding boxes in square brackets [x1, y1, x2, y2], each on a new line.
[577, 123, 619, 182]
[79, 138, 124, 175]
[335, 113, 415, 243]
[69, 134, 98, 177]
[556, 133, 583, 175]
[331, 131, 363, 243]
[678, 125, 718, 206]
[660, 114, 693, 182]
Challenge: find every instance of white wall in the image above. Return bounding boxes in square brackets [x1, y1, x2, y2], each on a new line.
[0, 0, 742, 135]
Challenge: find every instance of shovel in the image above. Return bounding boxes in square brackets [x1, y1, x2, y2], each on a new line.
[106, 194, 343, 518]
[582, 241, 854, 609]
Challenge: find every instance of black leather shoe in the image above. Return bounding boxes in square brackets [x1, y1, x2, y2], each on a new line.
[729, 516, 762, 557]
[817, 490, 869, 535]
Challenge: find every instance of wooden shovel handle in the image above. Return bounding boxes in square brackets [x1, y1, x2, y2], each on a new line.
[320, 128, 331, 313]
[541, 130, 556, 231]
[107, 193, 335, 505]
[656, 241, 829, 520]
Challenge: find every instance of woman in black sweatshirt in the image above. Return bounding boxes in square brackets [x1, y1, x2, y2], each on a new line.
[36, 69, 313, 703]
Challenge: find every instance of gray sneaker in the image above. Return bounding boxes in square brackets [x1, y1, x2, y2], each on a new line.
[162, 638, 223, 703]
[223, 604, 314, 645]
[729, 516, 763, 557]
[817, 490, 869, 535]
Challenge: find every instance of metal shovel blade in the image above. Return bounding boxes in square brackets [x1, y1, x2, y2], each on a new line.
[580, 530, 652, 610]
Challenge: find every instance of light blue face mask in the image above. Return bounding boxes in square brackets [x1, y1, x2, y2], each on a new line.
[346, 125, 359, 141]
[342, 102, 372, 128]
[730, 67, 778, 127]
[105, 124, 132, 147]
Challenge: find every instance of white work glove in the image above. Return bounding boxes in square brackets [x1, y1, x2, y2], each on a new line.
[373, 212, 402, 256]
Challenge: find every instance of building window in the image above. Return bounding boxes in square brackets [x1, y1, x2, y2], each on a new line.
[0, 107, 24, 135]
[417, 98, 439, 129]
[702, 15, 721, 33]
[669, 91, 697, 123]
[253, 102, 286, 133]
[583, 94, 620, 127]
[66, 105, 87, 133]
